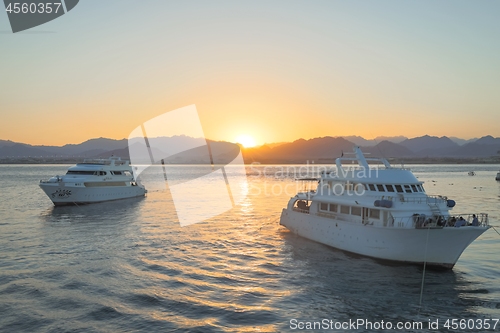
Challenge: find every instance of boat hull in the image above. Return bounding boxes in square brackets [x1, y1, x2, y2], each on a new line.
[39, 183, 146, 206]
[280, 209, 489, 269]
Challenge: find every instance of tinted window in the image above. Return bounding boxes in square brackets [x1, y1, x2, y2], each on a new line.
[377, 184, 385, 192]
[370, 209, 380, 219]
[340, 205, 350, 214]
[351, 207, 362, 216]
[368, 184, 376, 191]
[66, 170, 95, 175]
[320, 203, 328, 211]
[329, 204, 337, 212]
[395, 185, 403, 193]
[386, 185, 395, 192]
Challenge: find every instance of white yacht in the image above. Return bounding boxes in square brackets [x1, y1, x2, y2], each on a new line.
[40, 157, 146, 206]
[280, 147, 490, 269]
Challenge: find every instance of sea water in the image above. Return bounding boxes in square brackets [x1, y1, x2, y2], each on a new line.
[0, 164, 499, 332]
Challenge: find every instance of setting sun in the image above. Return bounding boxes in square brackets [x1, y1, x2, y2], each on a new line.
[234, 134, 257, 148]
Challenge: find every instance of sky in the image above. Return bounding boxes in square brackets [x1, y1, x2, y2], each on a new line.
[1, 0, 499, 146]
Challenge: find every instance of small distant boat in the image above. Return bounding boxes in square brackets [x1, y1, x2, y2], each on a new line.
[39, 157, 146, 206]
[496, 171, 500, 181]
[468, 171, 476, 176]
[280, 147, 491, 269]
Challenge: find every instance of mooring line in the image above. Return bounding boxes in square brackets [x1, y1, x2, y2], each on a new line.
[491, 226, 500, 237]
[418, 226, 431, 314]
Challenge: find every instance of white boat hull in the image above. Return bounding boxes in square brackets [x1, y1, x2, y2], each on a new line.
[280, 209, 488, 269]
[39, 183, 146, 206]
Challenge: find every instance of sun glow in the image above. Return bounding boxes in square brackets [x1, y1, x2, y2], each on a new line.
[235, 135, 257, 148]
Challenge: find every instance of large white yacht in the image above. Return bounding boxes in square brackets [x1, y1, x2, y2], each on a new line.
[280, 147, 490, 269]
[39, 157, 146, 206]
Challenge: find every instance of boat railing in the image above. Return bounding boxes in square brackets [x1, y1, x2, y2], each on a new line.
[391, 194, 448, 204]
[40, 176, 63, 183]
[293, 207, 310, 214]
[316, 211, 360, 224]
[80, 157, 128, 166]
[391, 213, 489, 229]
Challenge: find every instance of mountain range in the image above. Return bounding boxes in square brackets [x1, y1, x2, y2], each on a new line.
[1, 135, 500, 163]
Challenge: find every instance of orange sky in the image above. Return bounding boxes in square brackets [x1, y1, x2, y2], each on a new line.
[1, 1, 499, 146]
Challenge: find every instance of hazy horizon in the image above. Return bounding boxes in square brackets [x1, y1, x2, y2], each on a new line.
[0, 133, 492, 148]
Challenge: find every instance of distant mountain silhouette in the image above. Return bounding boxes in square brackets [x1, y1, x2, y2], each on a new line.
[399, 135, 458, 154]
[264, 137, 353, 162]
[364, 141, 414, 157]
[341, 136, 377, 147]
[474, 135, 500, 145]
[373, 136, 408, 144]
[343, 136, 408, 147]
[36, 137, 128, 155]
[449, 136, 477, 146]
[0, 143, 52, 157]
[242, 135, 499, 163]
[1, 134, 499, 162]
[453, 140, 500, 157]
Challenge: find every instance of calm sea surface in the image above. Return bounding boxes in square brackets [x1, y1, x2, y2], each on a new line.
[1, 164, 500, 332]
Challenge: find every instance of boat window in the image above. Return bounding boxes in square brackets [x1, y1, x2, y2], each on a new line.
[113, 171, 123, 175]
[368, 184, 376, 191]
[340, 205, 350, 214]
[329, 204, 337, 212]
[351, 207, 362, 216]
[411, 185, 417, 192]
[418, 185, 425, 192]
[124, 171, 132, 176]
[386, 185, 395, 192]
[320, 203, 328, 211]
[66, 170, 95, 175]
[100, 171, 107, 176]
[376, 184, 385, 192]
[369, 209, 380, 219]
[395, 185, 403, 193]
[404, 185, 412, 193]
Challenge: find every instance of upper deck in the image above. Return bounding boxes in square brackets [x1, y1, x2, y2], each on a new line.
[77, 157, 130, 167]
[321, 146, 422, 186]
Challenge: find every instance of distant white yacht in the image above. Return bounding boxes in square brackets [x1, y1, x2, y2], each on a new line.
[280, 147, 490, 269]
[40, 157, 146, 206]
